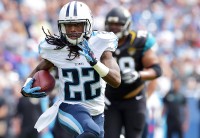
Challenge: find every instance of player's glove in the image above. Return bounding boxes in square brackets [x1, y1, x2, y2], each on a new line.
[121, 69, 141, 84]
[21, 78, 47, 98]
[78, 39, 97, 66]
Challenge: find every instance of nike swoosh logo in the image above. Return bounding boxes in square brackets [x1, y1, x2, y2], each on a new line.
[135, 95, 143, 100]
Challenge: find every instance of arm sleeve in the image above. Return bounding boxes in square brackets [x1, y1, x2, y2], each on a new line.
[143, 33, 157, 52]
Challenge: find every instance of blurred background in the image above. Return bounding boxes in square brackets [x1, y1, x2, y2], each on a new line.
[0, 0, 199, 138]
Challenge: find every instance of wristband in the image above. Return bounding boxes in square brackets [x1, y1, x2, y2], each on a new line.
[23, 78, 32, 87]
[93, 61, 109, 77]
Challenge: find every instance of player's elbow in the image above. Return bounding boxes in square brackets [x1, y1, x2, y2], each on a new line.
[113, 81, 121, 88]
[109, 77, 121, 88]
[103, 70, 121, 88]
[150, 64, 162, 78]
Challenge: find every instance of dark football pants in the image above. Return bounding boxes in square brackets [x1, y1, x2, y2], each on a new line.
[104, 97, 146, 138]
[167, 123, 183, 138]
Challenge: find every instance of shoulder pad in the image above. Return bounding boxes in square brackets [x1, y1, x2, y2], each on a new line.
[144, 33, 157, 50]
[136, 30, 148, 38]
[92, 31, 117, 40]
[38, 40, 57, 54]
[135, 30, 157, 51]
[90, 31, 118, 52]
[131, 30, 147, 49]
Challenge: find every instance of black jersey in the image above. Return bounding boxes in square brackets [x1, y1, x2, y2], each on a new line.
[105, 30, 157, 101]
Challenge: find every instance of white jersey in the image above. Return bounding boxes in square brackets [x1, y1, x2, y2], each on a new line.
[39, 31, 118, 116]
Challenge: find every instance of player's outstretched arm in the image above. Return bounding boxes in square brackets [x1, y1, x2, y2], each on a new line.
[140, 49, 162, 80]
[100, 51, 121, 88]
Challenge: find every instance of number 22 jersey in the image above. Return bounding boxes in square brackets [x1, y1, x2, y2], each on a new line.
[38, 31, 118, 116]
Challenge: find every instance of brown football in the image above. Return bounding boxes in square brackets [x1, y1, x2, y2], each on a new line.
[32, 70, 55, 94]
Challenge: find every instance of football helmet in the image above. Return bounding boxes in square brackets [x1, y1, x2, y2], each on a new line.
[58, 1, 93, 45]
[105, 6, 131, 38]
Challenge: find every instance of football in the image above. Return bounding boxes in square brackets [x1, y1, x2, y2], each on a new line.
[32, 70, 55, 94]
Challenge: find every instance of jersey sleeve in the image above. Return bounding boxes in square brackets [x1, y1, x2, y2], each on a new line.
[92, 31, 118, 52]
[104, 32, 118, 52]
[38, 40, 57, 61]
[143, 33, 157, 52]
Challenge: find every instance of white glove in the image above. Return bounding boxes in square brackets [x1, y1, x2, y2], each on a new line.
[121, 69, 141, 84]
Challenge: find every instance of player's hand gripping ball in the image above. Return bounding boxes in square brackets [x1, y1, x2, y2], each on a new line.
[32, 70, 55, 94]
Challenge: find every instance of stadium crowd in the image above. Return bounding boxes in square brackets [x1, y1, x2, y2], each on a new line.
[0, 0, 199, 138]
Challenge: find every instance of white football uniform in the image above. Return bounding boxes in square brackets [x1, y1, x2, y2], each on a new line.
[39, 31, 117, 116]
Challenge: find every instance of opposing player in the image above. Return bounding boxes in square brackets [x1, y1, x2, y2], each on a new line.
[20, 1, 121, 138]
[104, 6, 162, 138]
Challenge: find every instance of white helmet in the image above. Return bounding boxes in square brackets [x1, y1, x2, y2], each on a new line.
[58, 1, 93, 45]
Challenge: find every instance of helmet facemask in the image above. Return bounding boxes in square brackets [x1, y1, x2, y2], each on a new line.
[58, 19, 91, 45]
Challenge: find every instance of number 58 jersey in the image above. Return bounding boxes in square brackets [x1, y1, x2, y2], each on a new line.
[39, 31, 118, 116]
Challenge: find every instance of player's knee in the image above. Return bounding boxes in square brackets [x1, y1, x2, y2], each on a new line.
[83, 120, 100, 136]
[58, 120, 79, 136]
[77, 132, 99, 138]
[58, 114, 81, 136]
[58, 114, 100, 136]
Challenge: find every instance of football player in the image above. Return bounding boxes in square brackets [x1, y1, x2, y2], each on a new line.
[20, 1, 121, 138]
[104, 6, 162, 138]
